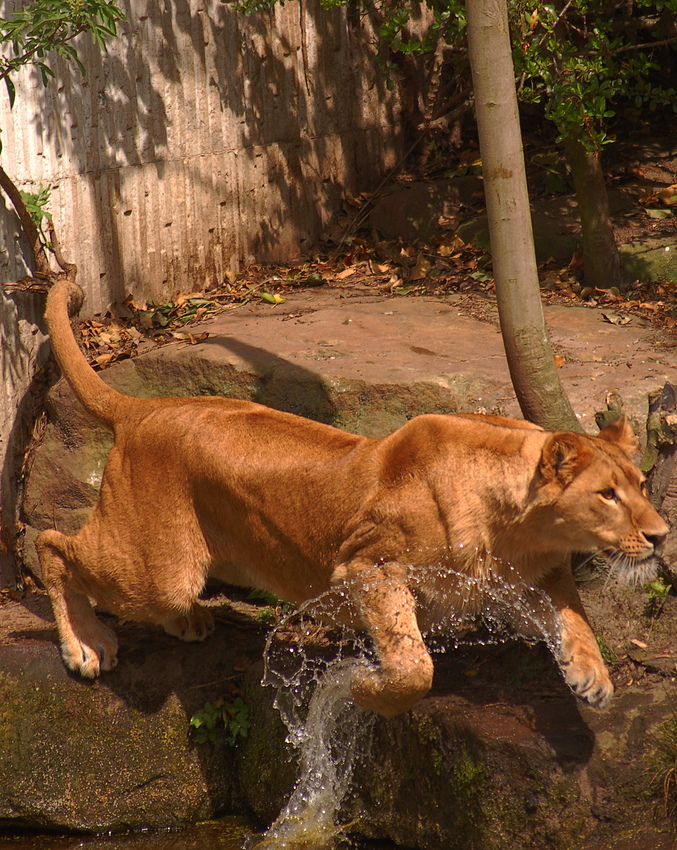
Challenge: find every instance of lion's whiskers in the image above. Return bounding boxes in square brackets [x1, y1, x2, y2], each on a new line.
[594, 546, 658, 589]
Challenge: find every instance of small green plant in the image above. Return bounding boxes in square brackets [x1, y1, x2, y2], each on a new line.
[255, 606, 278, 625]
[596, 635, 616, 666]
[645, 576, 673, 619]
[247, 588, 295, 625]
[189, 697, 250, 745]
[19, 185, 53, 250]
[648, 577, 673, 604]
[648, 713, 677, 824]
[247, 588, 283, 605]
[19, 185, 52, 227]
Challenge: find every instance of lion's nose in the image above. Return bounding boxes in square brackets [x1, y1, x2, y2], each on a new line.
[645, 530, 668, 555]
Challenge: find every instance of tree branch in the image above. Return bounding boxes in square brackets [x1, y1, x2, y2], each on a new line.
[0, 165, 52, 277]
[613, 36, 677, 54]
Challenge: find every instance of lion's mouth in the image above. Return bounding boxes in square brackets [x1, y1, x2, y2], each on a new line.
[603, 549, 659, 587]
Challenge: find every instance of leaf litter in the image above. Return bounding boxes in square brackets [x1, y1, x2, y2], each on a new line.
[77, 221, 677, 373]
[10, 140, 677, 371]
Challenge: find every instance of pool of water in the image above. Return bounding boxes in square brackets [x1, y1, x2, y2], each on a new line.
[0, 819, 398, 849]
[0, 820, 255, 850]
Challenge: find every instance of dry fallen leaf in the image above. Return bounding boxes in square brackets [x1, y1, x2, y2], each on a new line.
[437, 235, 466, 257]
[601, 312, 631, 326]
[644, 208, 673, 220]
[410, 253, 432, 281]
[658, 183, 677, 205]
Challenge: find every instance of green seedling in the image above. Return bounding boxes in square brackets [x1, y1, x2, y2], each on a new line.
[190, 697, 250, 746]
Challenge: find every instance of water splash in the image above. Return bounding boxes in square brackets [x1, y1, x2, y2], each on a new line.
[248, 655, 375, 849]
[248, 549, 564, 848]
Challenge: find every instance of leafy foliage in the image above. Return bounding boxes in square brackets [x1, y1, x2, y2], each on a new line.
[19, 184, 54, 252]
[190, 697, 251, 746]
[19, 184, 53, 226]
[228, 0, 677, 154]
[0, 0, 125, 101]
[512, 0, 677, 150]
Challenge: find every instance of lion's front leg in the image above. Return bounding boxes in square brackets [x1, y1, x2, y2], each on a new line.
[540, 564, 613, 708]
[344, 562, 434, 719]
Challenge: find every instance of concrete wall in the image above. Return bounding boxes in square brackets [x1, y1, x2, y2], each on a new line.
[0, 0, 404, 313]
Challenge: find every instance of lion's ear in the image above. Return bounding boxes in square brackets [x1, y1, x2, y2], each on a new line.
[597, 414, 639, 460]
[539, 433, 590, 486]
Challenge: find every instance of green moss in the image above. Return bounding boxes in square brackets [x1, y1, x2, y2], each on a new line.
[452, 744, 486, 798]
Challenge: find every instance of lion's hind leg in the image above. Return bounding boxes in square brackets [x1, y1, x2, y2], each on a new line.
[36, 529, 119, 678]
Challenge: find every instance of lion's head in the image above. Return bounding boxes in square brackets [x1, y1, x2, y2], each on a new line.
[535, 416, 668, 583]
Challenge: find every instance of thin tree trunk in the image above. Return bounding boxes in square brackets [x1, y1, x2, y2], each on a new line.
[562, 136, 622, 291]
[465, 0, 580, 432]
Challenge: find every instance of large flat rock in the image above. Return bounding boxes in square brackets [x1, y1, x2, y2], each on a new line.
[138, 286, 677, 432]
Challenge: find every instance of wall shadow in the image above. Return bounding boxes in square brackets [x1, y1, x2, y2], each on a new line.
[20, 0, 405, 310]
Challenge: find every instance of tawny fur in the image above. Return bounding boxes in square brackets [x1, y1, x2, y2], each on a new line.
[36, 280, 669, 717]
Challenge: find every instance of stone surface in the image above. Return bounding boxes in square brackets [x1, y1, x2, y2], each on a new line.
[1, 593, 675, 846]
[239, 638, 677, 849]
[0, 592, 258, 832]
[620, 237, 677, 284]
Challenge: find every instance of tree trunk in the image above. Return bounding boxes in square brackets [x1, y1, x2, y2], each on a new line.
[465, 0, 581, 431]
[562, 136, 622, 291]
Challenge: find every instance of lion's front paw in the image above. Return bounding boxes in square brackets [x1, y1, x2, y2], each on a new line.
[350, 657, 433, 719]
[162, 605, 214, 642]
[559, 655, 613, 708]
[61, 624, 119, 678]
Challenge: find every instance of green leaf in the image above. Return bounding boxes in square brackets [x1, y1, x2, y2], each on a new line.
[5, 76, 15, 108]
[644, 208, 673, 220]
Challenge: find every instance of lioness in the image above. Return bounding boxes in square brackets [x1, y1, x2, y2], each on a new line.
[36, 279, 668, 718]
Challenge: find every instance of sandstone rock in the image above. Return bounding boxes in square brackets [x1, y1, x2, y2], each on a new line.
[0, 611, 256, 832]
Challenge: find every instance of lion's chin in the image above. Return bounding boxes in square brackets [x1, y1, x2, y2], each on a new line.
[607, 552, 659, 587]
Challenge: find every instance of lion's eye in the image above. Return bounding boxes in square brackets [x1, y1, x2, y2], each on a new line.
[599, 488, 620, 503]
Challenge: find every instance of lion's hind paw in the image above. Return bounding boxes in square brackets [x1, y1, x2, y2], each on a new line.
[162, 605, 215, 642]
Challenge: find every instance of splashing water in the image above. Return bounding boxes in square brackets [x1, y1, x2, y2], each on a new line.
[248, 655, 375, 849]
[248, 548, 564, 848]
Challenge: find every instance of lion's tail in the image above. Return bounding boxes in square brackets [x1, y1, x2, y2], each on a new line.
[45, 279, 124, 428]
